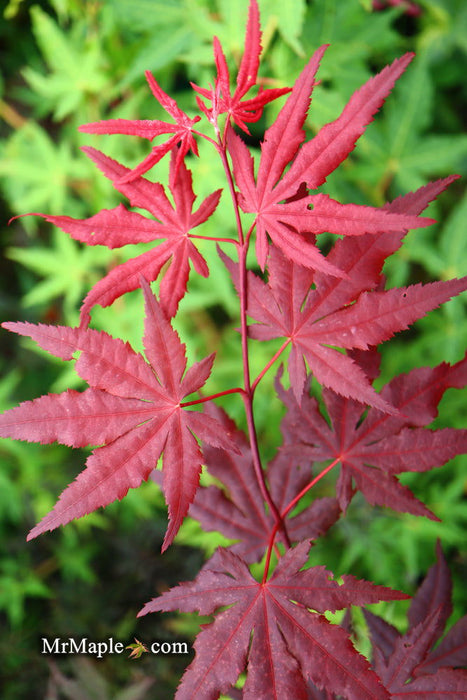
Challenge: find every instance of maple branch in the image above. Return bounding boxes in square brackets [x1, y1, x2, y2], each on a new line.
[217, 139, 245, 247]
[251, 339, 291, 394]
[238, 236, 286, 539]
[180, 387, 245, 408]
[241, 390, 289, 541]
[216, 131, 287, 540]
[221, 117, 231, 146]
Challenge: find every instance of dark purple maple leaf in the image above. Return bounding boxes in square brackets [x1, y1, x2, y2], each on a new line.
[29, 148, 221, 324]
[0, 278, 237, 551]
[191, 0, 290, 133]
[179, 404, 339, 562]
[226, 48, 435, 272]
[364, 541, 467, 698]
[138, 539, 409, 699]
[79, 71, 200, 184]
[276, 348, 467, 519]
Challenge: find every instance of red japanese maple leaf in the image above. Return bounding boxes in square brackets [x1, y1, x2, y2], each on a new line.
[276, 348, 467, 519]
[220, 176, 467, 411]
[138, 540, 409, 699]
[79, 71, 200, 184]
[364, 541, 467, 698]
[226, 48, 435, 272]
[191, 0, 290, 133]
[0, 278, 237, 551]
[178, 404, 339, 562]
[28, 148, 221, 325]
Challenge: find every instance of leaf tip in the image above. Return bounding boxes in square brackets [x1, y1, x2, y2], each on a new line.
[26, 526, 41, 542]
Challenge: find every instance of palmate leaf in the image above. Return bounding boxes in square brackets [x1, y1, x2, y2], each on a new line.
[305, 543, 467, 699]
[220, 213, 467, 412]
[139, 540, 409, 699]
[28, 148, 222, 324]
[191, 0, 290, 133]
[217, 173, 464, 411]
[23, 6, 108, 121]
[226, 48, 435, 272]
[353, 51, 467, 195]
[276, 348, 467, 519]
[0, 278, 237, 551]
[364, 542, 467, 699]
[79, 70, 201, 184]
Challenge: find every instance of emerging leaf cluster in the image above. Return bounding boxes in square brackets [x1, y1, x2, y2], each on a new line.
[1, 1, 466, 697]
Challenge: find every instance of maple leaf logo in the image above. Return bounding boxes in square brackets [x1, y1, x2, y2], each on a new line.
[126, 638, 148, 660]
[0, 278, 238, 551]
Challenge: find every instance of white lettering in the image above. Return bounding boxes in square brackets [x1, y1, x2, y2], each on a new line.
[69, 638, 87, 653]
[41, 636, 187, 656]
[96, 642, 108, 659]
[150, 641, 189, 654]
[41, 638, 59, 654]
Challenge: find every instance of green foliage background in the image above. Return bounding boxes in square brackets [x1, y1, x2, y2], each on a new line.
[0, 0, 466, 697]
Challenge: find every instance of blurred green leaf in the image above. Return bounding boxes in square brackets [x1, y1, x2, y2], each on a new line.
[4, 0, 25, 20]
[7, 228, 112, 322]
[23, 5, 109, 120]
[0, 559, 51, 627]
[0, 122, 91, 222]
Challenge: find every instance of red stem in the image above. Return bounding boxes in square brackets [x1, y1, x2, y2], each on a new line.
[217, 129, 286, 539]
